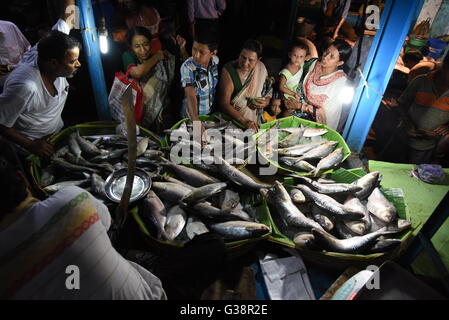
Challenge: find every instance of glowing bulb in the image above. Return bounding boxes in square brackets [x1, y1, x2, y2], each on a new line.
[99, 34, 108, 54]
[339, 85, 355, 104]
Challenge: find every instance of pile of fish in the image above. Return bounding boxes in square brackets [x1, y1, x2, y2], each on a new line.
[39, 130, 163, 197]
[37, 126, 272, 244]
[260, 172, 413, 255]
[256, 123, 345, 177]
[165, 114, 254, 166]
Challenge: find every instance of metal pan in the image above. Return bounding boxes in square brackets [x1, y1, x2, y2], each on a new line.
[104, 168, 152, 203]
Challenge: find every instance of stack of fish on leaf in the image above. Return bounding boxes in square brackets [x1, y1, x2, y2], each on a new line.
[255, 119, 349, 177]
[163, 113, 253, 167]
[139, 153, 272, 246]
[260, 171, 413, 255]
[37, 127, 163, 200]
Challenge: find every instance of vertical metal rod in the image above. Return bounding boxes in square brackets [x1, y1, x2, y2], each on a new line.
[76, 0, 111, 120]
[342, 0, 424, 152]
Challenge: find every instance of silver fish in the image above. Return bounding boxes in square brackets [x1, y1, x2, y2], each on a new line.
[140, 190, 168, 240]
[279, 158, 316, 172]
[76, 131, 104, 157]
[317, 178, 337, 184]
[64, 152, 113, 173]
[303, 127, 328, 137]
[335, 221, 360, 239]
[68, 132, 82, 161]
[40, 165, 56, 187]
[152, 182, 192, 203]
[186, 216, 209, 240]
[210, 221, 270, 240]
[91, 173, 106, 198]
[229, 203, 252, 221]
[160, 158, 220, 187]
[343, 195, 371, 230]
[353, 171, 381, 200]
[160, 175, 195, 190]
[367, 238, 402, 254]
[90, 148, 127, 163]
[312, 227, 394, 254]
[143, 150, 164, 159]
[367, 187, 397, 224]
[294, 175, 362, 195]
[290, 188, 306, 203]
[276, 140, 326, 156]
[54, 146, 69, 158]
[293, 232, 315, 249]
[43, 179, 90, 193]
[182, 201, 233, 218]
[215, 156, 271, 190]
[312, 147, 344, 176]
[311, 205, 335, 232]
[279, 128, 305, 148]
[269, 181, 324, 231]
[295, 184, 364, 220]
[343, 220, 367, 236]
[164, 205, 187, 241]
[52, 157, 99, 174]
[181, 182, 228, 205]
[136, 137, 149, 157]
[297, 141, 338, 162]
[219, 189, 240, 211]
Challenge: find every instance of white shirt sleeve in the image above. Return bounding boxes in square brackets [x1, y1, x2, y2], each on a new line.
[0, 80, 35, 128]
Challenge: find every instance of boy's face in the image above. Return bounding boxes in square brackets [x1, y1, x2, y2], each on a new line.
[270, 99, 281, 116]
[192, 41, 217, 67]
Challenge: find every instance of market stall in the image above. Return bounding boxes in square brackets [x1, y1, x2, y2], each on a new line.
[28, 114, 426, 273]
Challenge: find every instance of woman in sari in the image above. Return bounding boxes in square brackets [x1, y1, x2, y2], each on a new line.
[299, 40, 352, 131]
[122, 27, 176, 134]
[218, 39, 272, 131]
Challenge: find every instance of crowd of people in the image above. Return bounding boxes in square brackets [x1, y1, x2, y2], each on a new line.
[0, 0, 449, 300]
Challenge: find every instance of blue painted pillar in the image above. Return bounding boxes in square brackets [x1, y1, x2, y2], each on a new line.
[77, 0, 111, 120]
[342, 0, 425, 152]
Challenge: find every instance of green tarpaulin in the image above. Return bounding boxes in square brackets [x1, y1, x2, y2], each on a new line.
[368, 160, 449, 277]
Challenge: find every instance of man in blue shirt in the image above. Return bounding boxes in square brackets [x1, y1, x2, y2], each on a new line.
[180, 30, 219, 138]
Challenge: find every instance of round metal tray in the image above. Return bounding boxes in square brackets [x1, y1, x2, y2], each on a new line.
[104, 168, 152, 203]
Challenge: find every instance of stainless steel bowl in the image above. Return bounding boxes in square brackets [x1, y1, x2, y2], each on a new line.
[104, 168, 152, 203]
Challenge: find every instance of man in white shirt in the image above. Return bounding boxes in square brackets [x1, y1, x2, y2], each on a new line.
[0, 0, 81, 158]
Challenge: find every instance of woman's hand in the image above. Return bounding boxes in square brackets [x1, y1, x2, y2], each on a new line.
[285, 98, 302, 110]
[175, 35, 186, 49]
[29, 138, 54, 159]
[315, 108, 326, 124]
[249, 97, 270, 109]
[241, 118, 259, 132]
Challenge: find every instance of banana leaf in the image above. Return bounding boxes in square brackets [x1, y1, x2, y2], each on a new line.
[265, 168, 418, 270]
[28, 121, 161, 196]
[252, 116, 351, 177]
